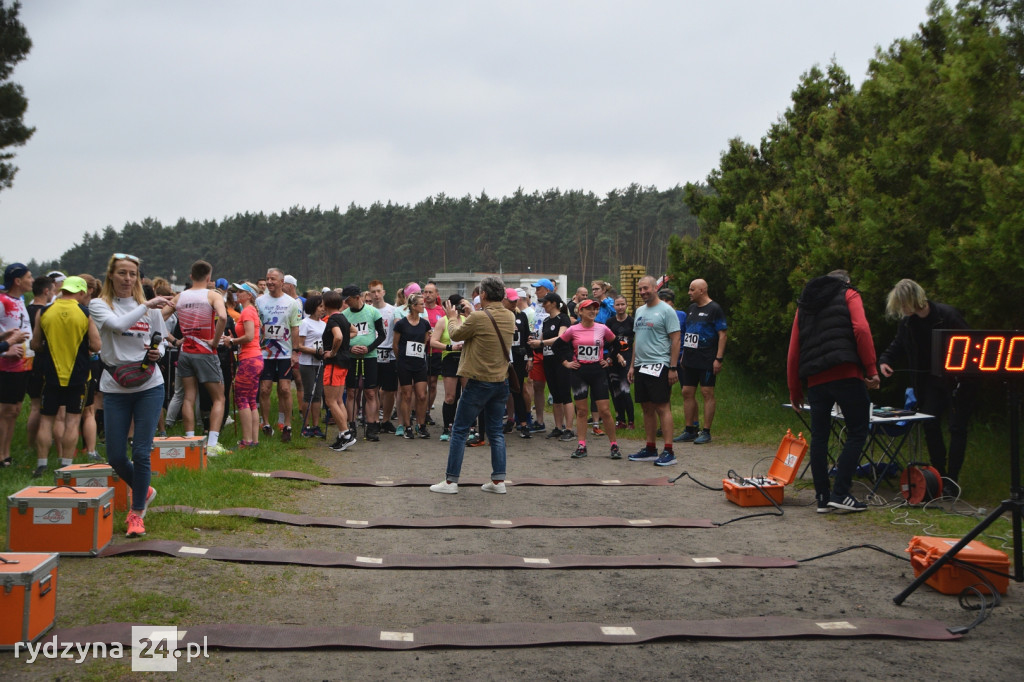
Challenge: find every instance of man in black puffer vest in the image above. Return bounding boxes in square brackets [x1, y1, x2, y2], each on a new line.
[787, 270, 881, 513]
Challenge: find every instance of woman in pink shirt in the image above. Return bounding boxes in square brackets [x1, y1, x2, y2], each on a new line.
[559, 299, 621, 459]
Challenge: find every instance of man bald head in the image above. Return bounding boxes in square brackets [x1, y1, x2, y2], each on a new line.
[688, 278, 710, 305]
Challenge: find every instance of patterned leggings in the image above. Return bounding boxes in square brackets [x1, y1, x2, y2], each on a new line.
[234, 356, 263, 410]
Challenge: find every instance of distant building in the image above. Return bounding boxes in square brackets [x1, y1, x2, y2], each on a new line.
[431, 272, 568, 301]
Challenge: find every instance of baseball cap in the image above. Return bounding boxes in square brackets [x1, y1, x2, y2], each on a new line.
[404, 282, 421, 297]
[215, 277, 229, 290]
[230, 282, 259, 298]
[60, 276, 88, 294]
[532, 278, 554, 291]
[321, 286, 331, 293]
[47, 270, 66, 284]
[578, 298, 599, 310]
[515, 287, 528, 300]
[505, 287, 519, 302]
[3, 263, 29, 289]
[340, 284, 362, 299]
[283, 274, 298, 286]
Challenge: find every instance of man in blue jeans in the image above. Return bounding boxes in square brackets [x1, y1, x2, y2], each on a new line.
[430, 276, 516, 495]
[787, 270, 880, 513]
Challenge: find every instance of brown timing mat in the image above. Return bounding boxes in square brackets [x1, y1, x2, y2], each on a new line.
[237, 470, 676, 486]
[52, 617, 959, 650]
[147, 506, 717, 529]
[98, 540, 797, 569]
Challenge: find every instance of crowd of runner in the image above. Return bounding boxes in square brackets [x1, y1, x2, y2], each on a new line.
[1, 256, 735, 536]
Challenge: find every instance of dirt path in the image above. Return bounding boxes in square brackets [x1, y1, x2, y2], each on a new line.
[4, 423, 1022, 681]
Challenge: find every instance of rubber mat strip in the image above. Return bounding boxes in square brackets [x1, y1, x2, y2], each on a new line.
[237, 470, 675, 486]
[52, 617, 959, 649]
[147, 506, 717, 529]
[98, 540, 797, 569]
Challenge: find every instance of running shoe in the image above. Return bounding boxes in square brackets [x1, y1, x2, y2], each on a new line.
[395, 425, 405, 437]
[379, 421, 397, 435]
[592, 425, 605, 436]
[518, 425, 532, 439]
[440, 428, 451, 442]
[827, 494, 867, 512]
[364, 423, 380, 442]
[627, 448, 659, 462]
[403, 427, 416, 440]
[418, 425, 430, 439]
[207, 443, 231, 457]
[674, 430, 699, 443]
[693, 430, 712, 444]
[467, 434, 487, 447]
[571, 444, 588, 458]
[546, 427, 563, 439]
[424, 413, 436, 426]
[610, 444, 622, 459]
[262, 424, 273, 437]
[280, 426, 292, 443]
[654, 451, 677, 467]
[140, 487, 157, 518]
[125, 512, 146, 538]
[558, 429, 576, 442]
[313, 426, 327, 439]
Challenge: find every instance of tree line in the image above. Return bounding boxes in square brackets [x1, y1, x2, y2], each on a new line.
[28, 184, 698, 293]
[673, 0, 1024, 378]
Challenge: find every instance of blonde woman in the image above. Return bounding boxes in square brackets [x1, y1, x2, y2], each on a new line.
[89, 254, 170, 538]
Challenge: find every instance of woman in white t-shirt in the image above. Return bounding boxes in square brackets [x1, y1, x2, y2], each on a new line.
[295, 295, 327, 438]
[89, 253, 170, 539]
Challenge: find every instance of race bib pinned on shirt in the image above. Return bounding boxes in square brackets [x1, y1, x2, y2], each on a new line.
[406, 341, 425, 359]
[577, 344, 600, 362]
[378, 348, 393, 362]
[542, 345, 554, 357]
[683, 332, 699, 349]
[638, 363, 664, 377]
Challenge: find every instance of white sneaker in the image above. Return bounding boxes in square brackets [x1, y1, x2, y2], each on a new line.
[429, 480, 458, 494]
[481, 481, 506, 494]
[207, 443, 231, 457]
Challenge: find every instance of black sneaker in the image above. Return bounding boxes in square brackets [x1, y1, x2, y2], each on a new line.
[32, 465, 47, 478]
[280, 426, 292, 443]
[379, 421, 396, 435]
[529, 422, 546, 433]
[816, 493, 832, 514]
[518, 425, 532, 439]
[403, 426, 415, 440]
[571, 444, 588, 458]
[609, 444, 622, 459]
[365, 423, 380, 442]
[546, 427, 563, 439]
[418, 425, 430, 439]
[262, 424, 273, 437]
[329, 435, 345, 451]
[827, 494, 867, 512]
[424, 413, 436, 426]
[558, 429, 576, 442]
[503, 420, 514, 434]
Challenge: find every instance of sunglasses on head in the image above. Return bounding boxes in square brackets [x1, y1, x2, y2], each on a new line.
[113, 253, 140, 263]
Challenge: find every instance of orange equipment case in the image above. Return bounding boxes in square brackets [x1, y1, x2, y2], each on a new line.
[6, 485, 114, 556]
[0, 552, 59, 649]
[907, 536, 1010, 596]
[150, 435, 207, 476]
[723, 429, 808, 507]
[55, 462, 129, 512]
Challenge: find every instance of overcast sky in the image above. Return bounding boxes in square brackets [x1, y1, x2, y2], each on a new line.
[1, 0, 932, 263]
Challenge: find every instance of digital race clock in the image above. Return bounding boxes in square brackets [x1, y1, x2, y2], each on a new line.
[932, 330, 1024, 376]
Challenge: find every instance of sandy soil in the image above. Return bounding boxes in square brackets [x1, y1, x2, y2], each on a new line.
[3, 417, 1022, 681]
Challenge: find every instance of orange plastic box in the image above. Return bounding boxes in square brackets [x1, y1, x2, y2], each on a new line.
[0, 553, 59, 650]
[907, 536, 1010, 596]
[6, 486, 114, 556]
[55, 463, 129, 512]
[723, 429, 808, 507]
[150, 436, 207, 476]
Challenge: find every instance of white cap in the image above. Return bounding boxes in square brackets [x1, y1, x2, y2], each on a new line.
[321, 286, 331, 293]
[283, 274, 298, 286]
[515, 287, 528, 299]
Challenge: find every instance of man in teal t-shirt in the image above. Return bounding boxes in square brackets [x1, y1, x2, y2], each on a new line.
[627, 276, 681, 465]
[341, 285, 385, 441]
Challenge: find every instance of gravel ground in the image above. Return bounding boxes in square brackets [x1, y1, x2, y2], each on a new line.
[3, 418, 1021, 681]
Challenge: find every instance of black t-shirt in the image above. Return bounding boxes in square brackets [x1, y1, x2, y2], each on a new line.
[512, 310, 531, 355]
[393, 315, 430, 372]
[606, 315, 635, 362]
[322, 313, 352, 368]
[541, 312, 570, 361]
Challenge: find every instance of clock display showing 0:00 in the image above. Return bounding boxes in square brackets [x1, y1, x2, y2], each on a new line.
[942, 332, 1024, 373]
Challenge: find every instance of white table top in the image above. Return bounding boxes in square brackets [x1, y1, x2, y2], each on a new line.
[783, 404, 934, 423]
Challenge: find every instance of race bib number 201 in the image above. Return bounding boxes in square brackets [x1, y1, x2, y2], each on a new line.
[577, 344, 600, 362]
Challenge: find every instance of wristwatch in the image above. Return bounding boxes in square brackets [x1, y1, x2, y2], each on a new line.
[716, 357, 724, 362]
